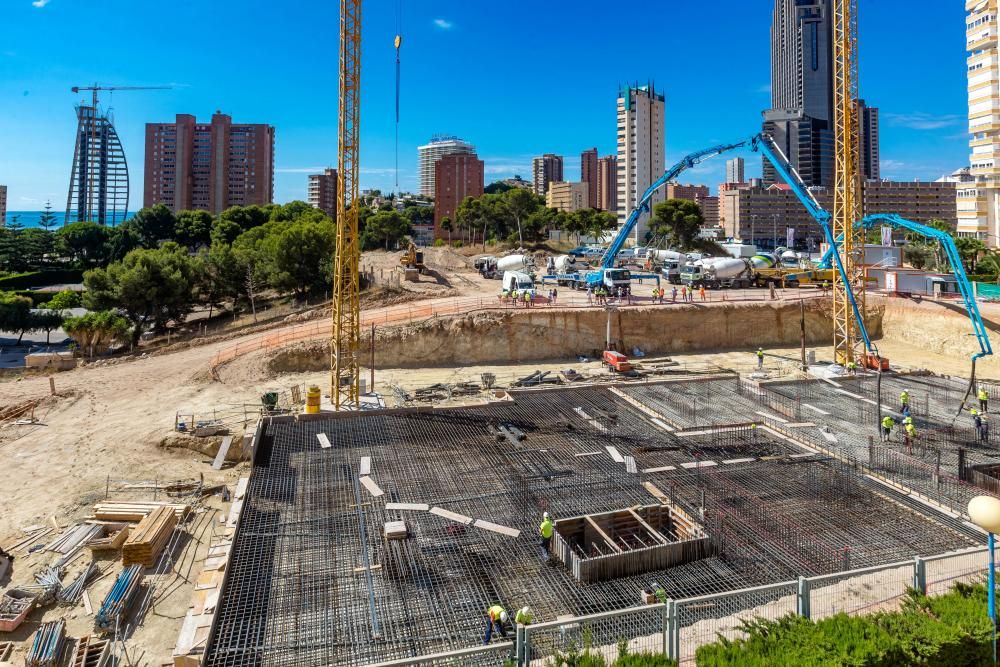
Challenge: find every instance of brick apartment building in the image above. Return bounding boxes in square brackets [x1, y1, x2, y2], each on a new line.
[434, 153, 484, 239]
[144, 112, 274, 214]
[308, 168, 337, 221]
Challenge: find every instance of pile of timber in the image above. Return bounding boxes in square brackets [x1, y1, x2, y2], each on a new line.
[86, 524, 130, 553]
[122, 507, 177, 568]
[92, 501, 189, 523]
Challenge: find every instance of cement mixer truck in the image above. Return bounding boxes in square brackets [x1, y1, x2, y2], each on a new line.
[680, 257, 755, 289]
[546, 254, 577, 275]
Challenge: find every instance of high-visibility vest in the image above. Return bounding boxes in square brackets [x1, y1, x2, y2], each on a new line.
[488, 605, 505, 621]
[980, 389, 989, 401]
[900, 392, 909, 404]
[905, 424, 916, 436]
[757, 350, 764, 359]
[540, 518, 554, 539]
[882, 417, 894, 429]
[523, 291, 530, 301]
[515, 609, 533, 625]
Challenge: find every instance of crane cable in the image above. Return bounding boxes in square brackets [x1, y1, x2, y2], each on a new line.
[394, 0, 402, 190]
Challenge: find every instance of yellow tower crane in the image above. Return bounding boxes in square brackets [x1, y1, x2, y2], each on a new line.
[831, 0, 865, 365]
[331, 0, 363, 409]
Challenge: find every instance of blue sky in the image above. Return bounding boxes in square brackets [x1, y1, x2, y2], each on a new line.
[0, 0, 969, 211]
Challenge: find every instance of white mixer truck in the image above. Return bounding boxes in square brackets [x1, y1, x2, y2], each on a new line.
[680, 257, 755, 289]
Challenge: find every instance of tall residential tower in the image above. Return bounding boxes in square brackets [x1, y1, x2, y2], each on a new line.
[958, 0, 1000, 243]
[532, 154, 564, 196]
[617, 84, 665, 241]
[580, 148, 599, 209]
[308, 168, 338, 221]
[417, 136, 475, 198]
[144, 112, 274, 214]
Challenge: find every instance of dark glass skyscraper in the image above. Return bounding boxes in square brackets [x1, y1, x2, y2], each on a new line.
[762, 0, 878, 187]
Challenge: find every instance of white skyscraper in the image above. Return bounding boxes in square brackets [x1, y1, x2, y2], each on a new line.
[617, 84, 665, 242]
[725, 157, 745, 184]
[958, 0, 1000, 244]
[417, 136, 475, 198]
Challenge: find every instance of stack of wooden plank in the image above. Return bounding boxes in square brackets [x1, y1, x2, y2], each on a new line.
[92, 501, 189, 523]
[86, 524, 130, 553]
[122, 507, 177, 568]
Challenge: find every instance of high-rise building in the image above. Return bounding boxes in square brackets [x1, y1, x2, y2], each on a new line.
[308, 168, 338, 221]
[546, 182, 589, 212]
[597, 155, 618, 212]
[0, 185, 6, 226]
[66, 105, 130, 226]
[532, 154, 564, 196]
[434, 153, 484, 238]
[144, 112, 274, 214]
[762, 0, 834, 188]
[580, 148, 599, 209]
[958, 0, 1000, 243]
[417, 136, 475, 198]
[617, 84, 666, 241]
[856, 99, 880, 181]
[725, 157, 745, 184]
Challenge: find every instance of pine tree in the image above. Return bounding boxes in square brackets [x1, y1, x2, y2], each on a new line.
[38, 200, 58, 231]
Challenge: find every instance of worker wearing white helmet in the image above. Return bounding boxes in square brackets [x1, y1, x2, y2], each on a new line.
[515, 606, 533, 626]
[539, 512, 554, 559]
[483, 605, 509, 644]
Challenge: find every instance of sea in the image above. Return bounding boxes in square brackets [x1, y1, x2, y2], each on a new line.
[4, 211, 107, 229]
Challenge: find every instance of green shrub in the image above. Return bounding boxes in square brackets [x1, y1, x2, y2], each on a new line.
[433, 238, 446, 247]
[694, 583, 994, 667]
[451, 240, 463, 248]
[0, 269, 84, 290]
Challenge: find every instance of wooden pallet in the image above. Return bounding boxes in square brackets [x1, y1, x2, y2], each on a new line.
[122, 506, 177, 568]
[86, 525, 130, 553]
[72, 636, 110, 667]
[92, 502, 189, 523]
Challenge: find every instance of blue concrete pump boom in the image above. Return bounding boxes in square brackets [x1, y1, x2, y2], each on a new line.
[598, 140, 751, 271]
[747, 134, 878, 359]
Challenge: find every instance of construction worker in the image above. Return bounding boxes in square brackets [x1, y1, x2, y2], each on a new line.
[756, 347, 764, 370]
[983, 415, 991, 443]
[750, 422, 759, 445]
[671, 286, 678, 303]
[510, 289, 519, 307]
[904, 421, 916, 452]
[499, 289, 507, 305]
[899, 390, 910, 413]
[586, 286, 593, 306]
[523, 290, 532, 307]
[652, 286, 660, 304]
[552, 287, 558, 305]
[515, 606, 533, 626]
[681, 286, 688, 303]
[483, 605, 509, 644]
[881, 415, 895, 442]
[975, 411, 986, 442]
[539, 511, 554, 559]
[659, 287, 665, 304]
[846, 361, 858, 376]
[699, 286, 707, 302]
[648, 581, 668, 604]
[979, 386, 990, 413]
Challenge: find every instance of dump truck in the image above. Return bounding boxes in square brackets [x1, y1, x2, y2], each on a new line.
[681, 258, 755, 289]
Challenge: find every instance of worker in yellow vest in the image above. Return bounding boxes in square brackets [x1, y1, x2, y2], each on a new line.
[979, 386, 990, 413]
[756, 347, 764, 370]
[515, 606, 533, 626]
[539, 512, 554, 559]
[899, 390, 910, 413]
[881, 415, 894, 442]
[483, 605, 509, 644]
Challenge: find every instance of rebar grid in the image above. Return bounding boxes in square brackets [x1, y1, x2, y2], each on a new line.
[204, 377, 982, 666]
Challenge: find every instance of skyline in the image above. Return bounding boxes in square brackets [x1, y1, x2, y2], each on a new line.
[0, 0, 969, 212]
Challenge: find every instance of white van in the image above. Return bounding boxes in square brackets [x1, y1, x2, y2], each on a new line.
[502, 271, 536, 297]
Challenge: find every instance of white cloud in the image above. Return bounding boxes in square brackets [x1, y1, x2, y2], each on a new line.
[433, 18, 453, 30]
[884, 112, 963, 131]
[31, 0, 50, 8]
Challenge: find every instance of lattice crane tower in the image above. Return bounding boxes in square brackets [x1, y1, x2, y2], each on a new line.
[332, 0, 363, 409]
[831, 0, 865, 365]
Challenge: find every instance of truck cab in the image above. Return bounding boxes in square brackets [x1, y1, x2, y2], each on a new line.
[502, 271, 536, 297]
[587, 267, 632, 292]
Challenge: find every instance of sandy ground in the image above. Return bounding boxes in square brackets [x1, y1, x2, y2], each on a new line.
[0, 246, 993, 664]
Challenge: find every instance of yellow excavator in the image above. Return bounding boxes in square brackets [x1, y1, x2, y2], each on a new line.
[399, 242, 426, 281]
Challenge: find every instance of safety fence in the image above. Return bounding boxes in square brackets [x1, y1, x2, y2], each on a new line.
[208, 290, 824, 376]
[364, 545, 996, 666]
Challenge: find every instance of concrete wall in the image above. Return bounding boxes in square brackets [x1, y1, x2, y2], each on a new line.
[269, 300, 848, 372]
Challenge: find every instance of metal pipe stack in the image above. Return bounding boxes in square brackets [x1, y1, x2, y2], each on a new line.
[26, 619, 65, 666]
[94, 564, 143, 631]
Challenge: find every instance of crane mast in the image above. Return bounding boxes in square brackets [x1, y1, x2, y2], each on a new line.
[831, 0, 864, 365]
[331, 0, 363, 409]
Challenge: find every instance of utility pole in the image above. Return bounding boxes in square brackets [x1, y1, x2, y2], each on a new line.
[800, 297, 807, 371]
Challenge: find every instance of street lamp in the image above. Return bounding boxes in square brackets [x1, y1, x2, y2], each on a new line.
[968, 494, 1000, 663]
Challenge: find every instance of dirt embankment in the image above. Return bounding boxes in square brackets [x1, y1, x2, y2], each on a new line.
[269, 300, 843, 371]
